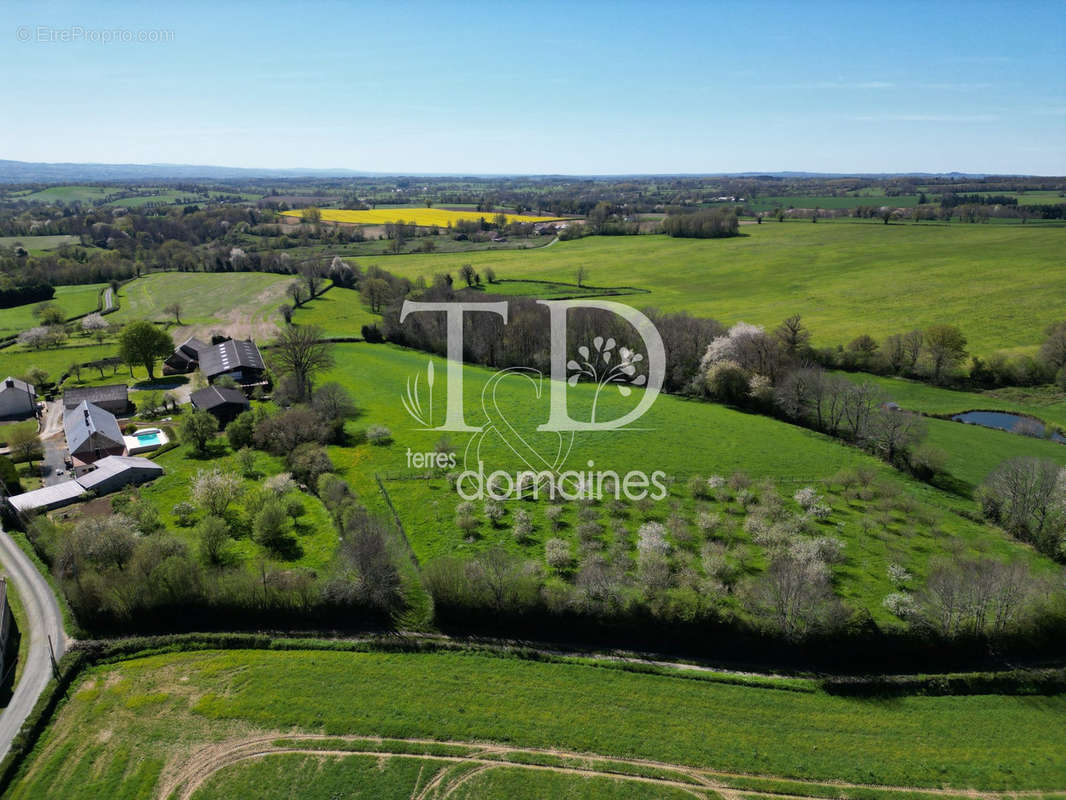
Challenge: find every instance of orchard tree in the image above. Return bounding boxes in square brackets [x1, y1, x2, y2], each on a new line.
[192, 468, 243, 517]
[81, 313, 109, 342]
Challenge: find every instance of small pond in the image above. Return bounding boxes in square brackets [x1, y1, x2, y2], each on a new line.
[952, 410, 1065, 443]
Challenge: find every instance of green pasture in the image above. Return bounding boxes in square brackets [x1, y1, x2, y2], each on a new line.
[351, 222, 1066, 356]
[7, 648, 1066, 799]
[0, 283, 107, 338]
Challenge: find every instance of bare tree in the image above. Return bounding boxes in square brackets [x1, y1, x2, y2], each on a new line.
[163, 302, 183, 325]
[914, 558, 1037, 638]
[841, 381, 884, 440]
[270, 324, 335, 400]
[979, 457, 1065, 557]
[775, 314, 811, 355]
[744, 554, 842, 640]
[864, 409, 927, 464]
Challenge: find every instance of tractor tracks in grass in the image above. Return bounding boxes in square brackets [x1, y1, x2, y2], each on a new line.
[160, 733, 1050, 800]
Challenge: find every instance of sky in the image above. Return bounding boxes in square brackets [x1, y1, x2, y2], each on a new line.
[2, 0, 1065, 175]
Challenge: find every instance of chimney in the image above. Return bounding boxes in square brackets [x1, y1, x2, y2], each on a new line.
[4, 379, 12, 389]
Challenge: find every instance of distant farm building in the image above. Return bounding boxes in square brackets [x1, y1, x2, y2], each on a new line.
[62, 384, 129, 416]
[0, 377, 37, 420]
[64, 401, 125, 466]
[190, 385, 250, 425]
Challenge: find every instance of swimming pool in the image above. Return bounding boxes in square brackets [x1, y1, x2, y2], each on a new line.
[124, 427, 169, 454]
[136, 429, 164, 445]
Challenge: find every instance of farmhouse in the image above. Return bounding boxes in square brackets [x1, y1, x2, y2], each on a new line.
[0, 376, 37, 420]
[199, 339, 266, 385]
[163, 336, 211, 375]
[7, 455, 162, 514]
[64, 400, 126, 466]
[63, 384, 129, 416]
[190, 385, 250, 425]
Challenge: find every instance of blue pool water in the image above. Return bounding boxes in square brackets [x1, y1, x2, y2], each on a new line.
[136, 432, 163, 445]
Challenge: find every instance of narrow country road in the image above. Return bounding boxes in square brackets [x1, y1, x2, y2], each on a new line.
[102, 287, 114, 311]
[0, 524, 67, 760]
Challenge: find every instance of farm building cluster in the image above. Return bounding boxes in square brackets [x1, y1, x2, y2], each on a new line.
[3, 336, 266, 516]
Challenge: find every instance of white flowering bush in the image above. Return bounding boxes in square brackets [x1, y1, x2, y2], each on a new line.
[749, 373, 774, 404]
[545, 538, 571, 569]
[811, 536, 845, 564]
[887, 563, 913, 586]
[483, 501, 505, 524]
[882, 592, 916, 619]
[637, 521, 670, 556]
[512, 509, 533, 542]
[366, 425, 392, 445]
[699, 322, 766, 369]
[793, 487, 821, 510]
[544, 504, 564, 528]
[696, 511, 721, 537]
[808, 502, 833, 521]
[263, 472, 296, 496]
[706, 474, 726, 490]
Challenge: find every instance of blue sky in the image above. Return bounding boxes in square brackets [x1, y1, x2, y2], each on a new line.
[3, 0, 1064, 174]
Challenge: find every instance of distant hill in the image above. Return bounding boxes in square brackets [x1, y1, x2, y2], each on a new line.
[0, 160, 377, 183]
[0, 159, 1028, 183]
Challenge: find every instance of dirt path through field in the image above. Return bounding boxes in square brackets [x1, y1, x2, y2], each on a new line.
[160, 733, 1045, 800]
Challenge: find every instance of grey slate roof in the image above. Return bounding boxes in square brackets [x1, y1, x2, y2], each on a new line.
[198, 339, 265, 379]
[7, 481, 86, 513]
[0, 376, 36, 398]
[8, 455, 163, 512]
[63, 401, 124, 455]
[190, 385, 250, 411]
[178, 337, 211, 358]
[63, 384, 128, 409]
[75, 455, 162, 491]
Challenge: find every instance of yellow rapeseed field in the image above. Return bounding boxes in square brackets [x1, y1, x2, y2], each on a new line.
[280, 207, 567, 227]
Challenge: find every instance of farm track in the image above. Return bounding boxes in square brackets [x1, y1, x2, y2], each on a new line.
[160, 733, 1058, 800]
